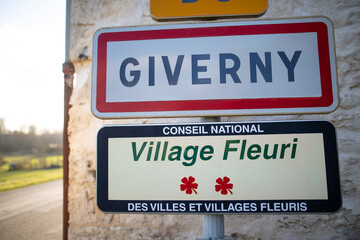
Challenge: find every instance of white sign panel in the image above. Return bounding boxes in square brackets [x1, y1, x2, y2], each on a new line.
[92, 17, 338, 118]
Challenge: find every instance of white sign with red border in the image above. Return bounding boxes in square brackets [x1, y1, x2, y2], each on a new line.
[91, 17, 338, 118]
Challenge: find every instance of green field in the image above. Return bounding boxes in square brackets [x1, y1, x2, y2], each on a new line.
[0, 155, 63, 192]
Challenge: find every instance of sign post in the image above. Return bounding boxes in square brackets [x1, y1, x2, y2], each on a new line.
[92, 13, 341, 239]
[96, 121, 341, 215]
[202, 117, 224, 240]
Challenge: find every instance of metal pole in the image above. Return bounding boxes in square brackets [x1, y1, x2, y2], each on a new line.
[63, 0, 73, 239]
[62, 62, 74, 240]
[65, 0, 71, 62]
[201, 117, 225, 240]
[202, 215, 225, 239]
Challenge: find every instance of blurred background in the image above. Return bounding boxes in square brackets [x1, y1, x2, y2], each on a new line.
[0, 0, 65, 190]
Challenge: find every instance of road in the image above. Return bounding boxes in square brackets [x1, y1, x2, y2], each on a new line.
[0, 179, 63, 240]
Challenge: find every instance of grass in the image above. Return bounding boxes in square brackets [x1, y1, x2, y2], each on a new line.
[0, 155, 63, 192]
[0, 168, 63, 192]
[2, 155, 63, 171]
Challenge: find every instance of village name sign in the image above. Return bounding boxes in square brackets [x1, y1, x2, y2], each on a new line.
[92, 17, 338, 118]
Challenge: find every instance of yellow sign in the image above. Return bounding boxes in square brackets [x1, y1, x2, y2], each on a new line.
[150, 0, 268, 19]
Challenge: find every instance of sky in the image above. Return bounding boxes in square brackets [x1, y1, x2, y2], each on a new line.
[0, 0, 65, 133]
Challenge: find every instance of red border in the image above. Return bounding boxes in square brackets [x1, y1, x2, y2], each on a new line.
[96, 22, 333, 113]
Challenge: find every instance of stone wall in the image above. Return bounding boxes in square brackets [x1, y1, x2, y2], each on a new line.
[67, 0, 360, 239]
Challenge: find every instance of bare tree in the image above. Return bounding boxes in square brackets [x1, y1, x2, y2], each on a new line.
[0, 153, 6, 169]
[0, 118, 5, 135]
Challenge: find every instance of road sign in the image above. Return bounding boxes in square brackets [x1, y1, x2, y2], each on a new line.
[150, 0, 268, 20]
[92, 17, 338, 118]
[97, 121, 341, 214]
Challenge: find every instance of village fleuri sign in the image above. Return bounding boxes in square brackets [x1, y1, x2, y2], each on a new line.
[96, 120, 341, 214]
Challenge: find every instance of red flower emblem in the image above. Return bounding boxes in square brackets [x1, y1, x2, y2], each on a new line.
[180, 176, 198, 194]
[215, 176, 233, 195]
